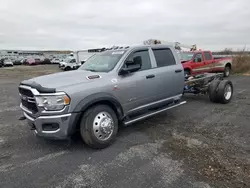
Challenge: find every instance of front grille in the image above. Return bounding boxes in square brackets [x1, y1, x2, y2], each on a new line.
[19, 87, 38, 114]
[19, 87, 33, 97]
[21, 99, 38, 113]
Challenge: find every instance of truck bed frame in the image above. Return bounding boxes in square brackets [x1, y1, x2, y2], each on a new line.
[184, 73, 224, 94]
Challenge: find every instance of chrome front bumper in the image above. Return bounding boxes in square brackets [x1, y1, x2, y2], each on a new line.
[23, 111, 72, 139]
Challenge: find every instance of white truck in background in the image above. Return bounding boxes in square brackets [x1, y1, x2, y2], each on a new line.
[59, 49, 105, 71]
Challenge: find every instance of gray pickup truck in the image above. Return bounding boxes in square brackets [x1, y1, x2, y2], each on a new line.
[18, 44, 232, 149]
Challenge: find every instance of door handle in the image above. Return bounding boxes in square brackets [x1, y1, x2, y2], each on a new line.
[175, 69, 183, 73]
[146, 74, 155, 79]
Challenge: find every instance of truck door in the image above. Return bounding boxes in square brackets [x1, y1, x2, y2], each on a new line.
[116, 48, 159, 113]
[203, 51, 214, 73]
[150, 47, 184, 98]
[191, 53, 207, 74]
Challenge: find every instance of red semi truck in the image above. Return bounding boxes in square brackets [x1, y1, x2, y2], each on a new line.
[180, 51, 232, 77]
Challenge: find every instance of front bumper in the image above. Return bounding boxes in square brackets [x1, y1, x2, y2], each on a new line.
[23, 111, 72, 139]
[19, 84, 80, 140]
[4, 63, 13, 66]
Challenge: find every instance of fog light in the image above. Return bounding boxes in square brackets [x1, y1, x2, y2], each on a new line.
[42, 123, 59, 131]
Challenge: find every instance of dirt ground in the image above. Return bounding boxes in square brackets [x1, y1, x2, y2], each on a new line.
[0, 65, 250, 188]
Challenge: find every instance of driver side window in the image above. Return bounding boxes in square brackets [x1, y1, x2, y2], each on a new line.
[193, 53, 203, 62]
[125, 50, 152, 71]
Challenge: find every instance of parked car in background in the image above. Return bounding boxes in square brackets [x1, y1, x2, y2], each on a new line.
[24, 58, 39, 66]
[180, 51, 232, 77]
[21, 58, 27, 64]
[13, 58, 22, 65]
[35, 58, 41, 64]
[51, 58, 61, 64]
[60, 58, 79, 71]
[59, 60, 66, 68]
[41, 58, 51, 65]
[0, 58, 4, 67]
[3, 59, 14, 67]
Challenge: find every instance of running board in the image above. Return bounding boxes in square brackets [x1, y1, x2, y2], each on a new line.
[124, 101, 186, 126]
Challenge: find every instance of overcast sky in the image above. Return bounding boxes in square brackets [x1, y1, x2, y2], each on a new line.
[0, 0, 249, 51]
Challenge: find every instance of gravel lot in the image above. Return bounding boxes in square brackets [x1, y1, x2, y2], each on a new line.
[0, 65, 250, 188]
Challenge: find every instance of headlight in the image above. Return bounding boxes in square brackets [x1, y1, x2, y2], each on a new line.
[35, 93, 70, 111]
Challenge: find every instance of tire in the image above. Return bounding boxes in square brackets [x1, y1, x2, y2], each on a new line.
[208, 80, 221, 103]
[80, 105, 118, 149]
[224, 66, 231, 77]
[64, 67, 71, 71]
[216, 80, 233, 104]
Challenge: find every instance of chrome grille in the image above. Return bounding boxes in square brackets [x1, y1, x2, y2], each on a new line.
[19, 86, 38, 114]
[19, 87, 33, 97]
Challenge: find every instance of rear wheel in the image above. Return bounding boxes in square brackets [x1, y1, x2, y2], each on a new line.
[224, 66, 231, 77]
[208, 80, 221, 103]
[216, 80, 233, 104]
[80, 105, 118, 149]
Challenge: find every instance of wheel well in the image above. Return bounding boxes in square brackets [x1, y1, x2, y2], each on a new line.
[75, 100, 123, 131]
[225, 63, 231, 69]
[184, 68, 191, 72]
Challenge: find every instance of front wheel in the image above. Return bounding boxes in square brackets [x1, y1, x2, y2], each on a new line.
[80, 105, 118, 149]
[184, 69, 191, 76]
[64, 67, 71, 71]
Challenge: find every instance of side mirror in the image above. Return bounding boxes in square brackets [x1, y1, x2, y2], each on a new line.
[119, 60, 141, 75]
[197, 58, 202, 62]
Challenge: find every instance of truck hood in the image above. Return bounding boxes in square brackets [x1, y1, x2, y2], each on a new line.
[21, 70, 107, 91]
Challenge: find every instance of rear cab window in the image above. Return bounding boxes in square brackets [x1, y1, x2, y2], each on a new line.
[204, 52, 212, 60]
[152, 48, 176, 67]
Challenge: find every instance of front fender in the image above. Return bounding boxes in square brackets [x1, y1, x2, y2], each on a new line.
[67, 93, 124, 136]
[73, 92, 124, 118]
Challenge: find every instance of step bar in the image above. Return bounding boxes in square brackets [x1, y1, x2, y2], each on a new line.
[124, 101, 187, 126]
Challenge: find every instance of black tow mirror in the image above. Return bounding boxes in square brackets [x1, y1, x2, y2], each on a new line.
[119, 60, 141, 75]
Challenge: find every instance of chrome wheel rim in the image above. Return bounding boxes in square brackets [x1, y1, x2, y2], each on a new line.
[224, 84, 232, 100]
[93, 112, 114, 141]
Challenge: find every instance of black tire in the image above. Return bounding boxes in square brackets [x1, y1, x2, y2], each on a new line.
[208, 80, 221, 103]
[216, 80, 233, 104]
[64, 67, 71, 71]
[224, 66, 231, 77]
[80, 105, 118, 149]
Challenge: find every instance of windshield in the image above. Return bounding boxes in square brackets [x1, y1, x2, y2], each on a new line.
[179, 52, 194, 61]
[79, 50, 126, 72]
